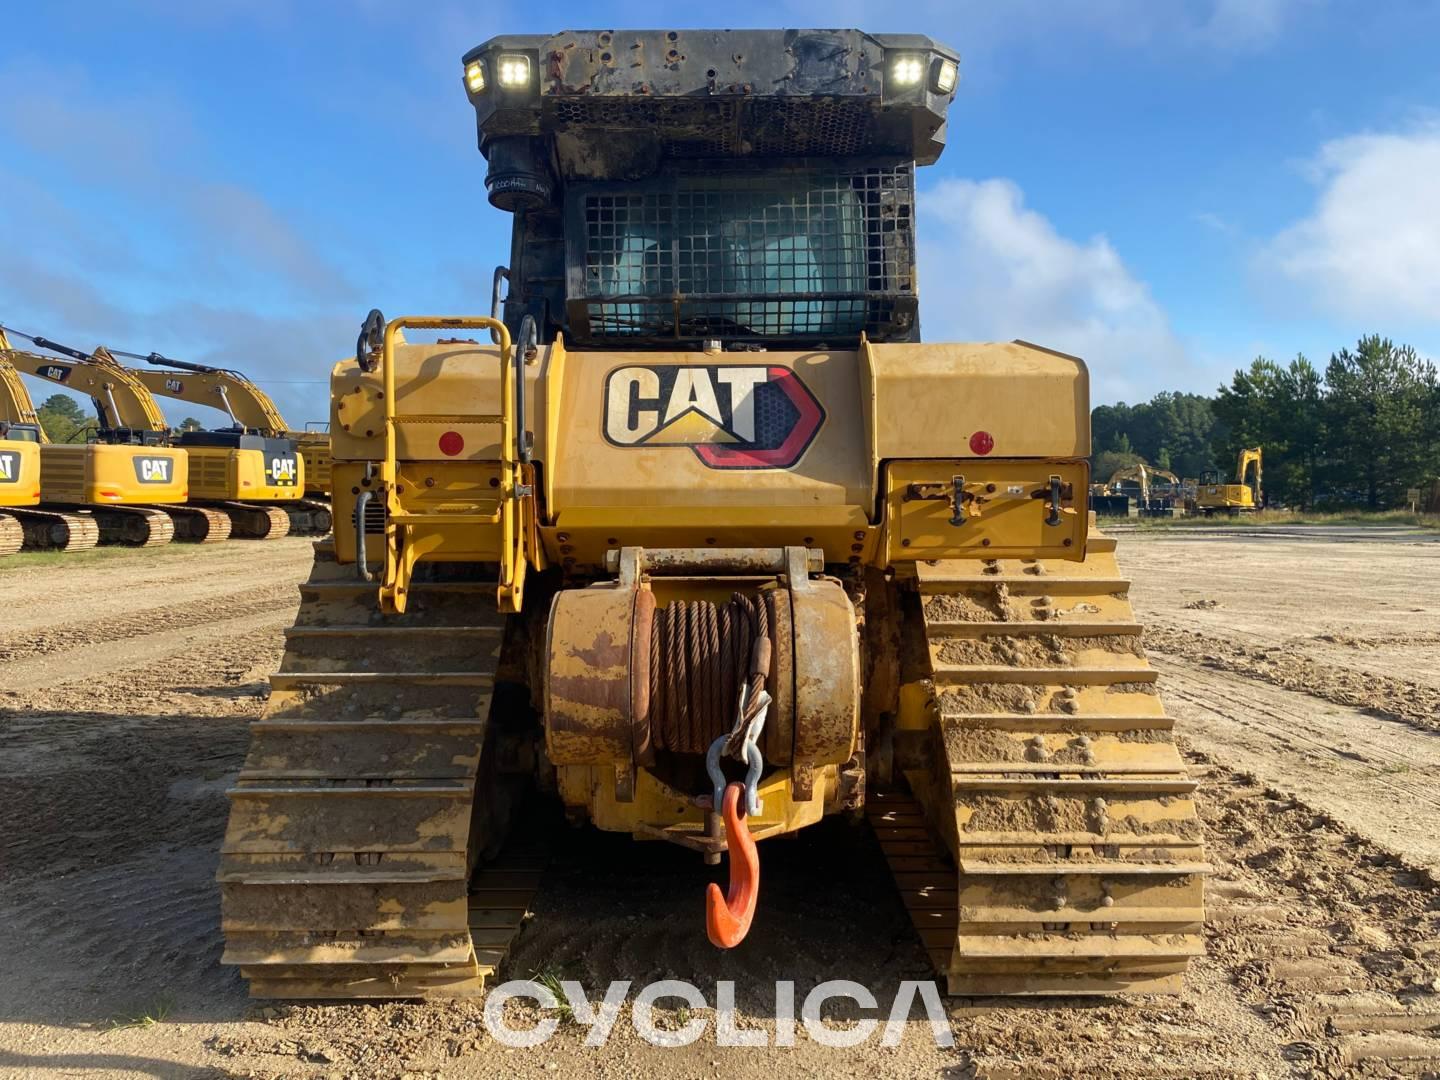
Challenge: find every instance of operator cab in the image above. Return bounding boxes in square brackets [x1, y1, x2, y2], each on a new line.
[0, 421, 40, 443]
[461, 30, 959, 349]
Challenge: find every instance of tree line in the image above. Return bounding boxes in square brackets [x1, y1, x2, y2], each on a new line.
[33, 394, 204, 442]
[1092, 335, 1440, 510]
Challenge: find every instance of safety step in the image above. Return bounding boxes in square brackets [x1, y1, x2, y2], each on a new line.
[388, 511, 502, 525]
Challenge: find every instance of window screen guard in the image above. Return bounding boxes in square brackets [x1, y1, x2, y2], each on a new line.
[564, 164, 917, 345]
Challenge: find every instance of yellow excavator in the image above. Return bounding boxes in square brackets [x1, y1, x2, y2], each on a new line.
[221, 29, 1205, 1001]
[0, 332, 188, 547]
[1195, 447, 1262, 515]
[0, 418, 42, 556]
[11, 329, 308, 539]
[116, 350, 332, 532]
[1108, 463, 1185, 512]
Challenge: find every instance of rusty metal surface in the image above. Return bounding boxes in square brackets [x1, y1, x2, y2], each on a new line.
[630, 586, 656, 766]
[605, 546, 824, 576]
[789, 577, 861, 775]
[464, 30, 958, 170]
[761, 588, 794, 766]
[544, 580, 638, 766]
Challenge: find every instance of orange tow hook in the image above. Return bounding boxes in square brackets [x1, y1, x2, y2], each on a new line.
[705, 781, 759, 948]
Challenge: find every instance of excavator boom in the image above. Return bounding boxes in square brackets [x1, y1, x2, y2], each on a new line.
[127, 357, 289, 436]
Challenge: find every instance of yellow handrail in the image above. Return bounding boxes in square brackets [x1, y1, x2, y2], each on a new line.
[377, 316, 523, 614]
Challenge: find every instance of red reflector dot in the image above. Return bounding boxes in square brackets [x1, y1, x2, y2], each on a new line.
[969, 430, 994, 456]
[438, 431, 465, 457]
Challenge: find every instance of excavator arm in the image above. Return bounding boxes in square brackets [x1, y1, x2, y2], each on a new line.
[0, 352, 47, 442]
[0, 329, 171, 440]
[1236, 447, 1262, 502]
[124, 356, 290, 436]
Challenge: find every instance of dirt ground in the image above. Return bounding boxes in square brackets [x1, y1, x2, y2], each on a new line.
[1, 528, 1438, 1078]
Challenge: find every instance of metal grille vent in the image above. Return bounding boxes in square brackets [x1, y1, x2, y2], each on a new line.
[548, 98, 738, 156]
[351, 498, 386, 536]
[572, 165, 916, 343]
[748, 99, 873, 157]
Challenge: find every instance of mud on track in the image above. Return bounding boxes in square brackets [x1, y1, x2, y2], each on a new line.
[0, 530, 1438, 1078]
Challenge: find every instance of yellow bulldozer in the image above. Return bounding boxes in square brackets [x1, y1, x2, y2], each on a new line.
[1194, 447, 1262, 515]
[220, 29, 1206, 1000]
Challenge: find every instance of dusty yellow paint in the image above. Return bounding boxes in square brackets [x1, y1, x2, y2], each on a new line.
[0, 437, 40, 507]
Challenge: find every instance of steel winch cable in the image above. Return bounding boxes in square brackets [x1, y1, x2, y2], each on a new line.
[648, 593, 773, 755]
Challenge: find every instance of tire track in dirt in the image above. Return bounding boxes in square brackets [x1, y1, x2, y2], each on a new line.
[2, 610, 295, 693]
[1145, 622, 1440, 735]
[0, 581, 298, 665]
[1155, 655, 1440, 873]
[0, 538, 314, 635]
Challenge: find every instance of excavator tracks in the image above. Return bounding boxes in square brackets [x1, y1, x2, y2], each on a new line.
[155, 504, 233, 543]
[219, 544, 536, 999]
[92, 505, 175, 547]
[3, 507, 102, 554]
[217, 502, 292, 540]
[0, 512, 21, 556]
[286, 498, 333, 537]
[882, 531, 1207, 996]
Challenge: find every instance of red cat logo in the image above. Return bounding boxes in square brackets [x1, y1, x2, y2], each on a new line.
[602, 365, 824, 470]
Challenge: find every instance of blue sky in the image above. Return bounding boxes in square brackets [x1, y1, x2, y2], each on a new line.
[2, 1, 1438, 425]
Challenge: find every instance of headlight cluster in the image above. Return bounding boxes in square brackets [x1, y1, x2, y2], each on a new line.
[888, 52, 959, 95]
[462, 54, 531, 95]
[497, 54, 530, 88]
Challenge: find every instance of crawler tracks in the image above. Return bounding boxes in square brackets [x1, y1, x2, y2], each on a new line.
[2, 506, 101, 553]
[891, 533, 1206, 996]
[219, 544, 534, 998]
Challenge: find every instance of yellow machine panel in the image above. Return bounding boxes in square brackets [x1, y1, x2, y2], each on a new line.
[38, 443, 187, 504]
[864, 340, 1091, 461]
[184, 445, 303, 503]
[884, 459, 1088, 562]
[0, 437, 41, 507]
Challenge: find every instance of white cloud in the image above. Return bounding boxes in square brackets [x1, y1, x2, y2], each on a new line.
[1264, 123, 1440, 323]
[917, 178, 1191, 403]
